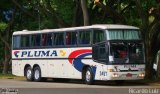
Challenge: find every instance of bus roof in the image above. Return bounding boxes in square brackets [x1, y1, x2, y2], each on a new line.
[13, 24, 139, 35]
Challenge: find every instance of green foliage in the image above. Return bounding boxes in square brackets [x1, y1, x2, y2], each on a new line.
[149, 16, 155, 24]
[52, 0, 74, 25]
[0, 22, 8, 31]
[40, 19, 57, 29]
[0, 73, 15, 77]
[0, 0, 14, 9]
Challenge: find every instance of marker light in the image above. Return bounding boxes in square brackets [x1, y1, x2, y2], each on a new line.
[108, 69, 114, 72]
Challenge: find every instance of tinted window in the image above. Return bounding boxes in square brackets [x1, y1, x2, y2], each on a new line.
[53, 33, 64, 46]
[93, 30, 105, 44]
[13, 36, 20, 49]
[31, 34, 41, 47]
[107, 30, 140, 40]
[66, 32, 77, 45]
[79, 30, 91, 45]
[42, 33, 52, 46]
[21, 35, 30, 47]
[93, 43, 108, 63]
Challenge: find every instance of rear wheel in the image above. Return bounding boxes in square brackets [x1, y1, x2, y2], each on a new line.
[84, 67, 94, 85]
[33, 66, 42, 82]
[25, 67, 33, 81]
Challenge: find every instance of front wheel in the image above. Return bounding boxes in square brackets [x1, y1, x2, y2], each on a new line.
[84, 67, 94, 85]
[33, 66, 42, 82]
[25, 67, 33, 81]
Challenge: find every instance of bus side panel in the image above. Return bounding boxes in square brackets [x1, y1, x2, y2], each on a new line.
[47, 60, 64, 78]
[12, 60, 24, 76]
[47, 59, 82, 79]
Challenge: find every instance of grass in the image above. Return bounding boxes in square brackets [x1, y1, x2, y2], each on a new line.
[0, 73, 25, 80]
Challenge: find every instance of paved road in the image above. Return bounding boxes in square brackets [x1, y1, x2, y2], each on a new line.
[0, 79, 159, 94]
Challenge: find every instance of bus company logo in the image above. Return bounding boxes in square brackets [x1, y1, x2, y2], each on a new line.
[60, 50, 66, 56]
[13, 50, 58, 58]
[14, 51, 20, 58]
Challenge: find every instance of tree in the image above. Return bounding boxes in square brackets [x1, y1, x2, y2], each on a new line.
[80, 0, 90, 25]
[0, 0, 15, 74]
[133, 0, 160, 79]
[92, 0, 160, 80]
[93, 0, 126, 24]
[0, 0, 159, 80]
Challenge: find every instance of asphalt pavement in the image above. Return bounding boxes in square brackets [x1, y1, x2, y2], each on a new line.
[0, 79, 159, 94]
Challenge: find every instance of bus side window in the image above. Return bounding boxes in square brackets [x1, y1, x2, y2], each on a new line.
[21, 35, 30, 48]
[31, 34, 41, 47]
[66, 32, 77, 45]
[53, 33, 64, 46]
[13, 36, 20, 49]
[93, 30, 105, 44]
[42, 33, 52, 46]
[79, 30, 91, 45]
[46, 34, 52, 46]
[42, 34, 46, 46]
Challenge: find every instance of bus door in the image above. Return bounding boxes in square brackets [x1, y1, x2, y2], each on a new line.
[92, 42, 109, 80]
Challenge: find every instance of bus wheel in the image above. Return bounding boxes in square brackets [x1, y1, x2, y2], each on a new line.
[25, 67, 33, 81]
[85, 67, 94, 85]
[33, 66, 42, 82]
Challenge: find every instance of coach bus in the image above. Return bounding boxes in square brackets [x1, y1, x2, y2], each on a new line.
[12, 24, 145, 84]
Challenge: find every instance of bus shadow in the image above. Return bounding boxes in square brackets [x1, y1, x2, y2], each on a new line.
[42, 79, 149, 86]
[94, 80, 149, 86]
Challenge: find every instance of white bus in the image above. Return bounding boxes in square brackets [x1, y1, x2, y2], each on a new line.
[12, 24, 145, 84]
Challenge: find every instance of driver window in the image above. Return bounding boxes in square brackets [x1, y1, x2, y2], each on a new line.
[93, 30, 105, 44]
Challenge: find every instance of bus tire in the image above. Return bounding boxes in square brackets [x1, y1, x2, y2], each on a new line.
[84, 67, 94, 85]
[25, 66, 33, 81]
[33, 66, 42, 82]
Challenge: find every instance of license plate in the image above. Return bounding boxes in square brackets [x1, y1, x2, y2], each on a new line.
[126, 73, 132, 77]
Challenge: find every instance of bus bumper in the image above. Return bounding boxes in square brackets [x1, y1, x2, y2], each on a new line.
[106, 72, 145, 80]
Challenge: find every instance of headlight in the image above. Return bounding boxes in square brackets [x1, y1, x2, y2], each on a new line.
[138, 73, 145, 78]
[112, 73, 119, 78]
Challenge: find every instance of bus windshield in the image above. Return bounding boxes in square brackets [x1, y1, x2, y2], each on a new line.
[106, 29, 140, 40]
[109, 41, 144, 64]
